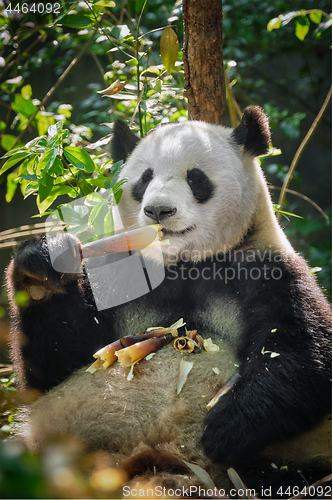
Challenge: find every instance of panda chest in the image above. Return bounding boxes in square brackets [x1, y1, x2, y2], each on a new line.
[113, 260, 244, 348]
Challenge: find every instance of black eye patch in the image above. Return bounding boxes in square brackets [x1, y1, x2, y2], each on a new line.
[132, 168, 154, 202]
[186, 168, 214, 203]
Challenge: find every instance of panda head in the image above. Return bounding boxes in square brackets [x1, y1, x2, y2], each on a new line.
[111, 107, 271, 263]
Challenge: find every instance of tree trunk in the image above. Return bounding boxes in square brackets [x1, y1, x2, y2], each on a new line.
[182, 0, 227, 125]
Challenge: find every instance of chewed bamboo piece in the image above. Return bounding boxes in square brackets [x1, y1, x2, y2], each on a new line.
[86, 318, 185, 373]
[81, 224, 167, 259]
[116, 334, 174, 367]
[206, 373, 241, 410]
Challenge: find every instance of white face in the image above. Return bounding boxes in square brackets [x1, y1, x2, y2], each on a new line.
[118, 121, 260, 264]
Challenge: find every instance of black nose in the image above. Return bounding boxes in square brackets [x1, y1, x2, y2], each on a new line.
[144, 205, 177, 222]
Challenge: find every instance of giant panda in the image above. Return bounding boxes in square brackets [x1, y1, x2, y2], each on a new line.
[6, 107, 332, 495]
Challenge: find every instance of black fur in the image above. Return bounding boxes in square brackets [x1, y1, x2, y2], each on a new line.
[110, 120, 140, 163]
[6, 236, 331, 464]
[186, 168, 215, 203]
[231, 106, 271, 156]
[132, 168, 154, 202]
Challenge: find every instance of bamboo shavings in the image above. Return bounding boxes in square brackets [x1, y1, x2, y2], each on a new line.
[173, 329, 203, 354]
[182, 461, 216, 489]
[173, 337, 197, 353]
[176, 359, 194, 395]
[206, 373, 241, 410]
[203, 338, 219, 353]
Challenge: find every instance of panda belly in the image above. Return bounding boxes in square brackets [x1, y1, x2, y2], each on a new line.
[19, 343, 238, 458]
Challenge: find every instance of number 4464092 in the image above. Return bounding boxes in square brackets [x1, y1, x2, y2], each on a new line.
[5, 3, 61, 14]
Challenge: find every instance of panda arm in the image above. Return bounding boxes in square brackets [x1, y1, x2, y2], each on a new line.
[6, 234, 117, 391]
[202, 256, 332, 464]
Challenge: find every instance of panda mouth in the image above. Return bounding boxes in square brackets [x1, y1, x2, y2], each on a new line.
[162, 225, 196, 236]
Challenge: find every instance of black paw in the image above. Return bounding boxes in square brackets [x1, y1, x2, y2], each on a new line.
[201, 394, 264, 465]
[7, 234, 82, 302]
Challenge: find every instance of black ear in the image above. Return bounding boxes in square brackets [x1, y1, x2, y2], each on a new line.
[231, 106, 271, 156]
[110, 120, 140, 163]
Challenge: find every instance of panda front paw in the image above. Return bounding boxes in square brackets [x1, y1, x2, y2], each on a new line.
[201, 394, 266, 465]
[7, 234, 82, 303]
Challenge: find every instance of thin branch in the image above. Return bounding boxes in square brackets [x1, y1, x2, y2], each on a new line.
[270, 186, 329, 224]
[277, 85, 332, 222]
[8, 32, 96, 151]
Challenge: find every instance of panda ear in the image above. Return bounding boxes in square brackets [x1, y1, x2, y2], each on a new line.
[231, 106, 271, 156]
[110, 120, 140, 163]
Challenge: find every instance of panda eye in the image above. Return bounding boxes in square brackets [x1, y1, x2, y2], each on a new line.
[186, 168, 214, 204]
[132, 168, 154, 202]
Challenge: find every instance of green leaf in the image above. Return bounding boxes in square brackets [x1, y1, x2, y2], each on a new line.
[84, 192, 105, 206]
[23, 181, 38, 198]
[309, 10, 322, 25]
[0, 120, 6, 131]
[114, 188, 123, 205]
[6, 172, 19, 202]
[59, 15, 94, 28]
[36, 186, 74, 214]
[38, 175, 54, 202]
[111, 178, 128, 193]
[273, 204, 303, 219]
[64, 147, 96, 173]
[36, 149, 58, 182]
[110, 159, 123, 179]
[110, 25, 130, 40]
[1, 134, 18, 151]
[0, 75, 22, 93]
[104, 210, 114, 236]
[280, 11, 302, 26]
[1, 146, 27, 158]
[89, 202, 109, 238]
[36, 112, 55, 136]
[295, 17, 310, 40]
[160, 27, 179, 75]
[88, 200, 107, 225]
[18, 156, 30, 176]
[85, 177, 109, 189]
[94, 0, 116, 7]
[57, 104, 72, 118]
[49, 156, 64, 176]
[58, 205, 87, 224]
[0, 152, 30, 176]
[74, 205, 90, 217]
[21, 84, 32, 99]
[25, 136, 47, 150]
[26, 155, 38, 174]
[12, 94, 37, 118]
[47, 129, 69, 151]
[19, 174, 39, 182]
[267, 17, 282, 31]
[48, 121, 64, 137]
